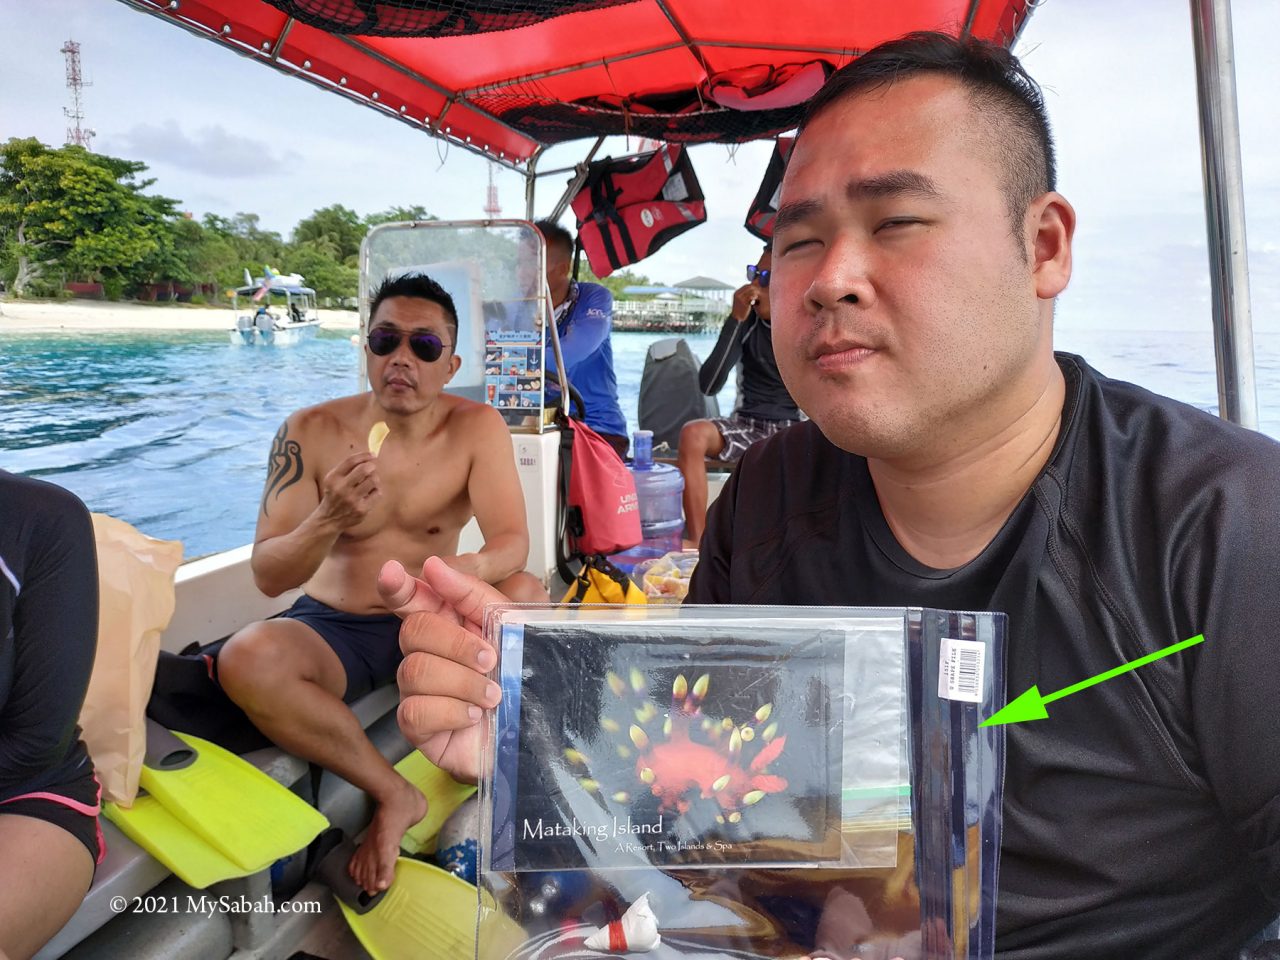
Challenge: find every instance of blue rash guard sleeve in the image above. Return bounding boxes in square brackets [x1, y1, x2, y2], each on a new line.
[547, 283, 614, 373]
[545, 282, 627, 438]
[0, 473, 99, 799]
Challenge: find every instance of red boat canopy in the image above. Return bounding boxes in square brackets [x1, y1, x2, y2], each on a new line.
[117, 0, 1035, 168]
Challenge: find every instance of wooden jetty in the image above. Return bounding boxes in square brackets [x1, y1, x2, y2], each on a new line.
[612, 299, 722, 333]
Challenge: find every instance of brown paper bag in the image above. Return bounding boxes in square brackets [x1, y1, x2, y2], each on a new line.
[79, 514, 183, 805]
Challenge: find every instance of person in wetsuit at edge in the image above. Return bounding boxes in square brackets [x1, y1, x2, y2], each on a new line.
[0, 472, 102, 960]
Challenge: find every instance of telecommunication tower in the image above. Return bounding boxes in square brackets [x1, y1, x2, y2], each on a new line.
[483, 161, 502, 218]
[60, 39, 95, 149]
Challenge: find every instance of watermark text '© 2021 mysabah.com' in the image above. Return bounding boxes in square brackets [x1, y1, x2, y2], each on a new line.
[109, 894, 323, 918]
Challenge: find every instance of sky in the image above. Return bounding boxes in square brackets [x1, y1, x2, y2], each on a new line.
[1, 1, 1276, 334]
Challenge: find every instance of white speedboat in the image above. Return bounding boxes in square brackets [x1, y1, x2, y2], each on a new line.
[229, 279, 323, 347]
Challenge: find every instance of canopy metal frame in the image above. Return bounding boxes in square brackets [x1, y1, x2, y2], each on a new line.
[1189, 0, 1258, 428]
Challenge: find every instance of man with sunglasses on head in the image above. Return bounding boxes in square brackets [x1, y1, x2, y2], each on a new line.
[218, 272, 545, 899]
[677, 244, 802, 544]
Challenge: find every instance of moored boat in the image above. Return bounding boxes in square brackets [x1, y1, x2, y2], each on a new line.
[229, 276, 322, 347]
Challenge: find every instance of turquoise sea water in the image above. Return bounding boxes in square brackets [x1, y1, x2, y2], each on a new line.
[2, 325, 1277, 559]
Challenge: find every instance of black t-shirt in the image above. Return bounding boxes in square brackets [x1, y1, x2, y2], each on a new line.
[0, 471, 98, 801]
[699, 311, 801, 422]
[688, 354, 1280, 959]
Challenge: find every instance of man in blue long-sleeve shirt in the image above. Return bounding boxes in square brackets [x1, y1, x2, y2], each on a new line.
[537, 220, 629, 457]
[678, 244, 801, 543]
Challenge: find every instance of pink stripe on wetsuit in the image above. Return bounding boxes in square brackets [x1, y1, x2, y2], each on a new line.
[0, 776, 107, 864]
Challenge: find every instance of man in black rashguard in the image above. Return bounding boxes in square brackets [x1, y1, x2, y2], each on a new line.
[678, 244, 802, 543]
[385, 32, 1279, 960]
[0, 471, 101, 959]
[688, 34, 1280, 960]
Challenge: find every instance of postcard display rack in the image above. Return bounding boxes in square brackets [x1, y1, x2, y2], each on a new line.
[476, 605, 1007, 960]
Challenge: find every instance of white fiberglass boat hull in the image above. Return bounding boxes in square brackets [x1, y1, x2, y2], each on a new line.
[229, 319, 323, 347]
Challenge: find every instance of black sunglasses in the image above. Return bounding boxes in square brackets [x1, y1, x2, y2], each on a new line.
[367, 327, 451, 362]
[746, 264, 771, 288]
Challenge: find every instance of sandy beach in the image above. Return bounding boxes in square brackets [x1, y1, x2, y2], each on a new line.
[0, 299, 360, 332]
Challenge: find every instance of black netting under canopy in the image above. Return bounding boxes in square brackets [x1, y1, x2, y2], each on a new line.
[479, 93, 806, 147]
[263, 0, 638, 37]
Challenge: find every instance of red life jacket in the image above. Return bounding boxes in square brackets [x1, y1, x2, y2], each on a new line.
[571, 143, 706, 277]
[744, 136, 794, 242]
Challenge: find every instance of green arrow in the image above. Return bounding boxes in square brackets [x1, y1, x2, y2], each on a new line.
[981, 634, 1205, 727]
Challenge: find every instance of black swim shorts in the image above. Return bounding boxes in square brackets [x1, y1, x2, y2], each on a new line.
[0, 762, 105, 866]
[277, 594, 403, 702]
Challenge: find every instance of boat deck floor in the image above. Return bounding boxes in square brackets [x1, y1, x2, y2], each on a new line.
[289, 906, 373, 960]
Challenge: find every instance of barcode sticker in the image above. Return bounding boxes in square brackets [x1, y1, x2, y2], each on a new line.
[938, 637, 985, 703]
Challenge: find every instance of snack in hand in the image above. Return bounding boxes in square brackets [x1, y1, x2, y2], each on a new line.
[367, 421, 390, 457]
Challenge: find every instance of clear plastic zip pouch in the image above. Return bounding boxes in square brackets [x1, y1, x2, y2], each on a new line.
[476, 605, 1006, 960]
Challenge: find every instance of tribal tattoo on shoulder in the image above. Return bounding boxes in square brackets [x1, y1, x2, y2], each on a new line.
[261, 423, 304, 516]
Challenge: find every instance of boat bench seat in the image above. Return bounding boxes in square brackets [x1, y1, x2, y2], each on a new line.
[36, 684, 406, 960]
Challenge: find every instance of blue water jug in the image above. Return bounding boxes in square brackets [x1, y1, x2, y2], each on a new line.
[629, 429, 684, 553]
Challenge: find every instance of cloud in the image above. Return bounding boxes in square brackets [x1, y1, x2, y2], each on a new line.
[107, 121, 285, 178]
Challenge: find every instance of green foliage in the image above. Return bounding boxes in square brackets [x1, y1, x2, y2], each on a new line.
[287, 240, 358, 300]
[123, 198, 197, 291]
[200, 211, 286, 289]
[0, 237, 16, 288]
[193, 231, 245, 292]
[0, 138, 170, 294]
[292, 204, 364, 264]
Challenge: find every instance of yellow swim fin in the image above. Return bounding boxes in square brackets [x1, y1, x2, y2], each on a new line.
[394, 749, 476, 855]
[131, 721, 328, 873]
[104, 793, 249, 889]
[318, 841, 524, 960]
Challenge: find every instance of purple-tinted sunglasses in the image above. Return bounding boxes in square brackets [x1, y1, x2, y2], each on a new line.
[367, 327, 451, 362]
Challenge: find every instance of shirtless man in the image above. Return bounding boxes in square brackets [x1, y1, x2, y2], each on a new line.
[218, 272, 545, 895]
